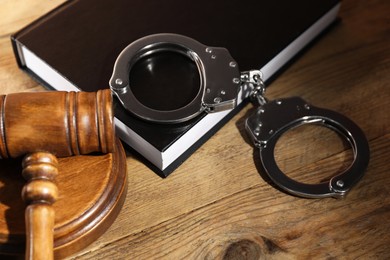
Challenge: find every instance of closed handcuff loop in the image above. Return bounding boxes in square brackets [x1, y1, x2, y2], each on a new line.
[111, 33, 370, 198]
[110, 33, 241, 123]
[245, 96, 370, 198]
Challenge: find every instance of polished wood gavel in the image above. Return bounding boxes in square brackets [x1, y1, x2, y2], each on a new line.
[0, 89, 114, 260]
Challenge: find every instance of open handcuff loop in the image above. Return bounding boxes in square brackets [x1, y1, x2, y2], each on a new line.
[244, 71, 370, 198]
[110, 33, 241, 123]
[110, 33, 370, 198]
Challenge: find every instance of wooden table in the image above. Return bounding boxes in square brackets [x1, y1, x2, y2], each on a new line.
[1, 0, 389, 259]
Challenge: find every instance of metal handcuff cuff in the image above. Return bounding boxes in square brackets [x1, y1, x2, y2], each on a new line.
[110, 33, 370, 199]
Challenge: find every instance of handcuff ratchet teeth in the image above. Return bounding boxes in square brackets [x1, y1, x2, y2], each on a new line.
[110, 33, 370, 198]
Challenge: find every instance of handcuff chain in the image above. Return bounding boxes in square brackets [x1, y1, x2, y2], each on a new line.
[240, 70, 268, 106]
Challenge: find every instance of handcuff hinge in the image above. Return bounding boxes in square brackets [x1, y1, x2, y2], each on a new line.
[240, 70, 268, 106]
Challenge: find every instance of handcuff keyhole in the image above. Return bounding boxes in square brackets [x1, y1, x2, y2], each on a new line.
[129, 51, 200, 111]
[274, 124, 354, 185]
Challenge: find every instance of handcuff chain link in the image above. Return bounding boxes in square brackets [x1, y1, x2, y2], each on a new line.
[240, 70, 268, 106]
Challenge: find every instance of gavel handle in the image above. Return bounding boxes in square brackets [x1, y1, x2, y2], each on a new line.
[22, 152, 59, 260]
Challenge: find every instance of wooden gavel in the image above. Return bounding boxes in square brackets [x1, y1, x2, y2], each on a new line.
[0, 89, 114, 260]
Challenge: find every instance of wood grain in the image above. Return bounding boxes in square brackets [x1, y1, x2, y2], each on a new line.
[0, 139, 127, 259]
[22, 153, 58, 260]
[0, 0, 389, 259]
[0, 90, 114, 158]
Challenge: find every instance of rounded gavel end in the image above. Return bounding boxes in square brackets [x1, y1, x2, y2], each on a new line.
[0, 89, 114, 159]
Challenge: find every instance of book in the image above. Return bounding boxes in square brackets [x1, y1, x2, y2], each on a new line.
[11, 0, 341, 177]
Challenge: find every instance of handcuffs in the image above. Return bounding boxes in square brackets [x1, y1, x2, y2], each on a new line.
[110, 33, 370, 198]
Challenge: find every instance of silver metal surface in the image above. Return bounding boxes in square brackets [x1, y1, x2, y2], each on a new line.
[240, 70, 267, 106]
[245, 97, 370, 198]
[110, 33, 241, 123]
[110, 33, 369, 199]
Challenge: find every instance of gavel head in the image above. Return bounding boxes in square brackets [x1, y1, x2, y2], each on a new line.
[0, 89, 114, 159]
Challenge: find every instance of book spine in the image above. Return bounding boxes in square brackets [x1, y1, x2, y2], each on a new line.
[10, 36, 25, 68]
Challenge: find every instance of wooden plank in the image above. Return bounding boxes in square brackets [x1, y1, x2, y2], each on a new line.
[0, 0, 65, 37]
[75, 134, 390, 259]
